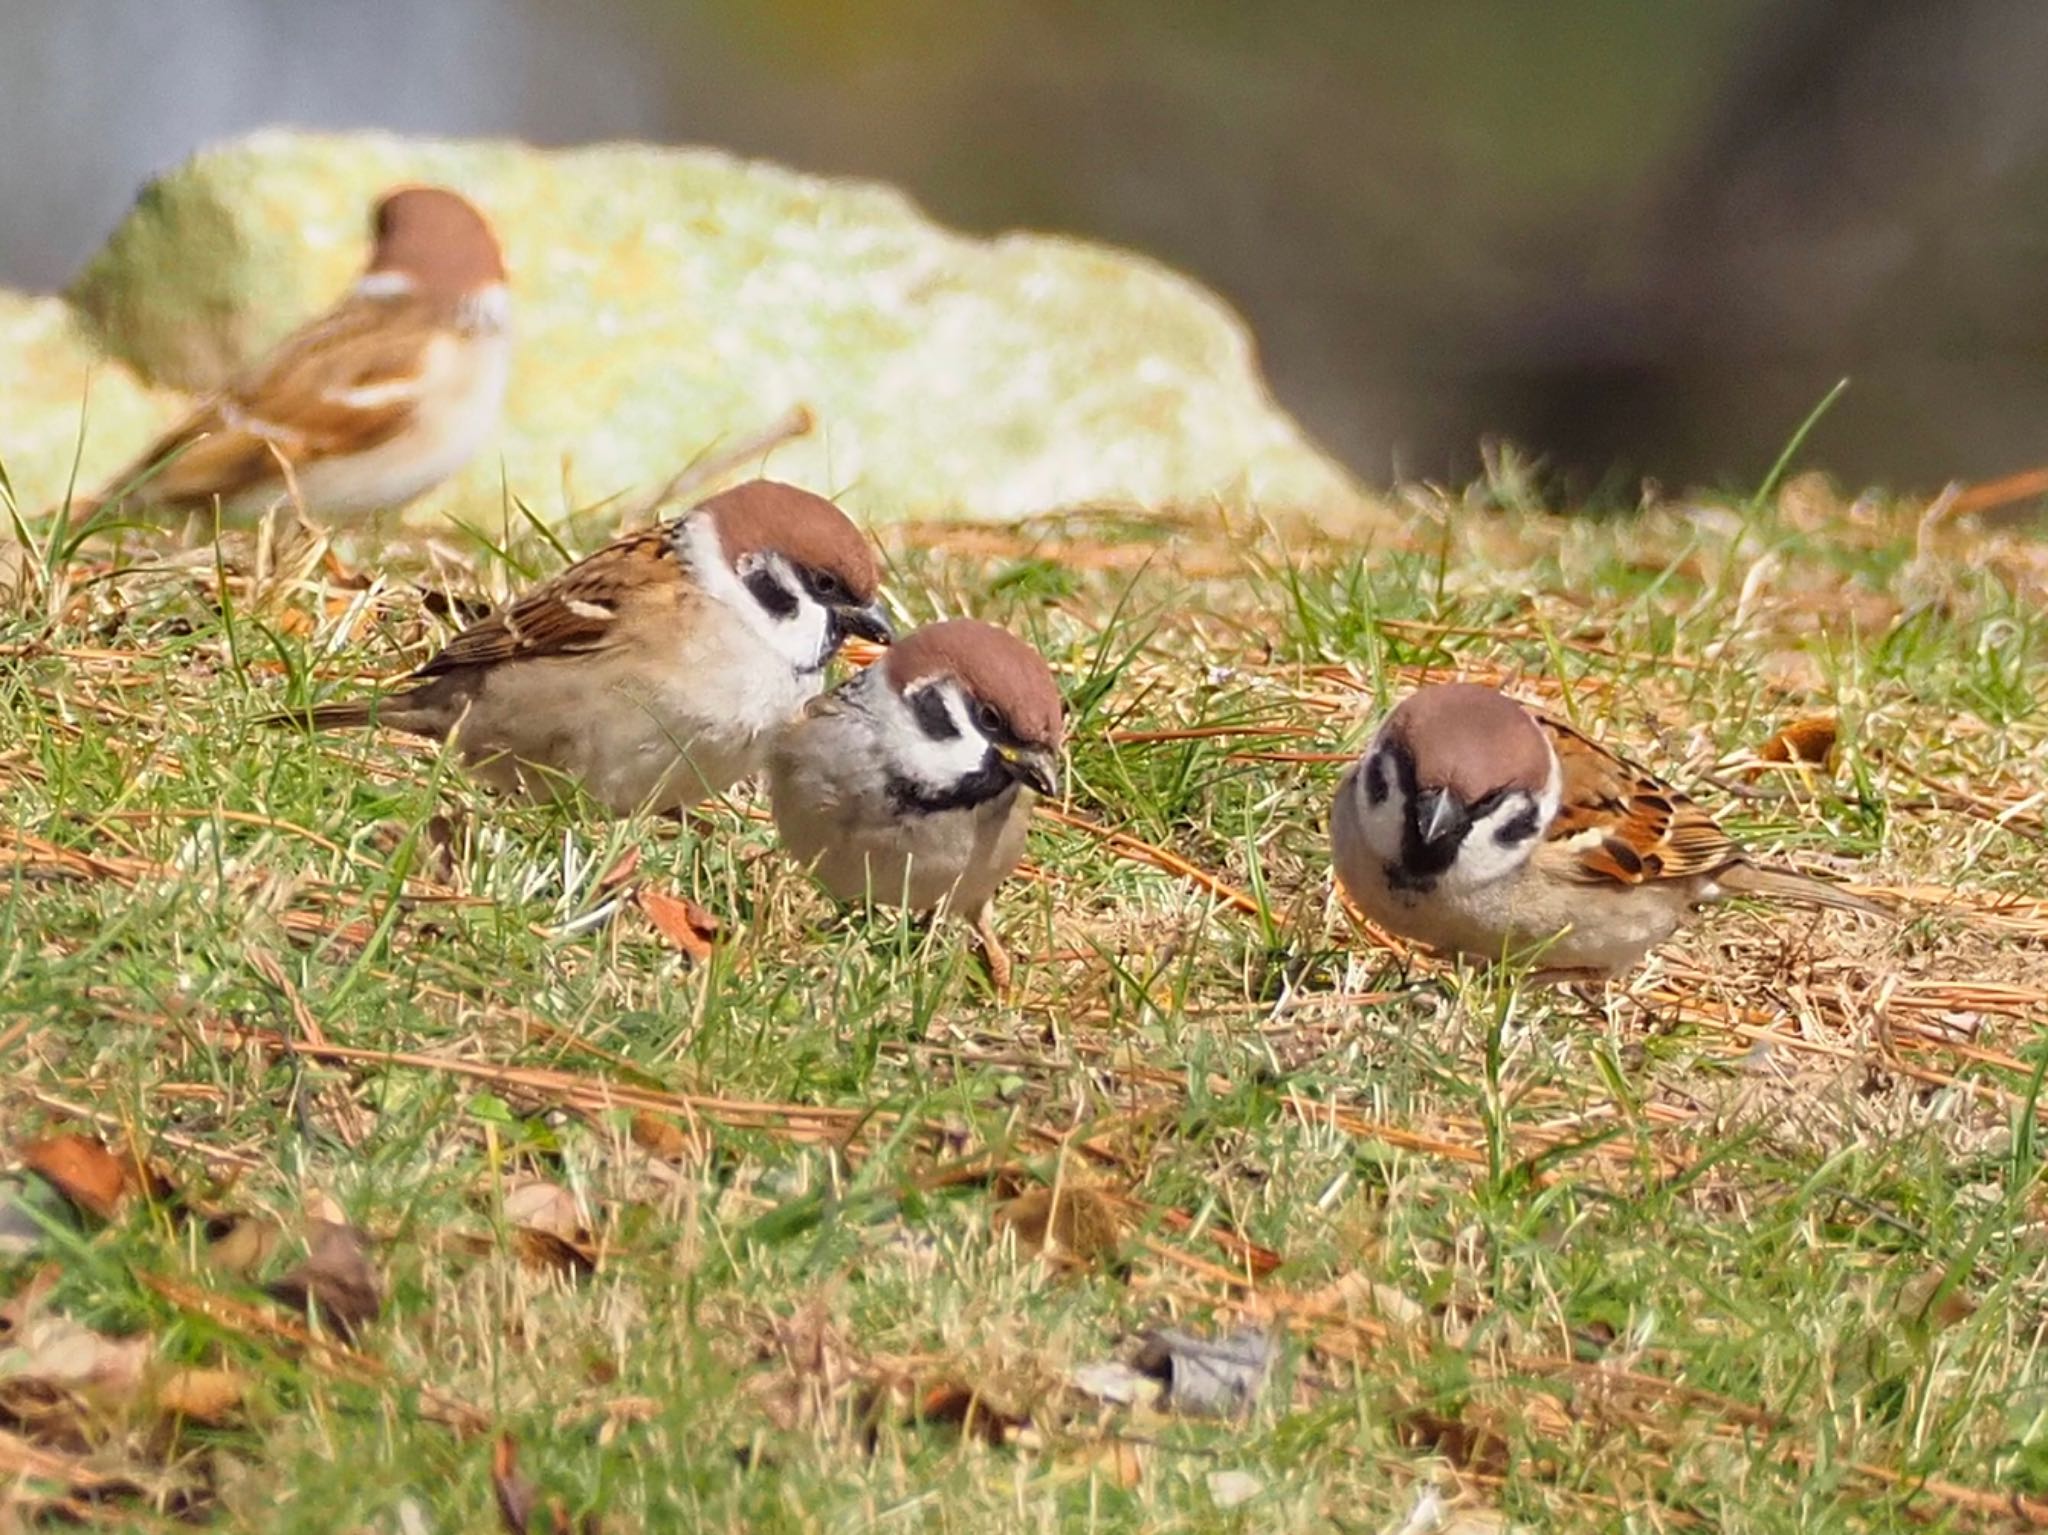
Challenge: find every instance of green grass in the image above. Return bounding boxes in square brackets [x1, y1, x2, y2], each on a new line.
[3, 476, 2047, 1532]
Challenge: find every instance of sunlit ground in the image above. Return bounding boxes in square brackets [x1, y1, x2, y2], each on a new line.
[4, 466, 2046, 1531]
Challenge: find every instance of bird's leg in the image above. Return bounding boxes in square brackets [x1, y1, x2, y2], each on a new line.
[658, 805, 725, 838]
[318, 539, 353, 586]
[972, 907, 1014, 996]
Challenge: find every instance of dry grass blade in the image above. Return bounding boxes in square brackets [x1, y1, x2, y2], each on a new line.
[127, 1007, 888, 1137]
[1039, 806, 1261, 915]
[621, 403, 815, 525]
[8, 481, 2047, 1527]
[139, 1272, 486, 1435]
[1950, 464, 2048, 517]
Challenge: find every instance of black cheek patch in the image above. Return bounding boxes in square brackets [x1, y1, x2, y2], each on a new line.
[886, 760, 1013, 815]
[1365, 755, 1389, 805]
[912, 686, 960, 742]
[744, 568, 799, 621]
[1494, 805, 1540, 846]
[1397, 827, 1464, 879]
[1384, 861, 1436, 895]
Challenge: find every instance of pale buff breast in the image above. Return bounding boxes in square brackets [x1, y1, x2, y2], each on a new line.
[769, 710, 1035, 916]
[1332, 768, 1696, 976]
[290, 325, 511, 518]
[451, 598, 819, 814]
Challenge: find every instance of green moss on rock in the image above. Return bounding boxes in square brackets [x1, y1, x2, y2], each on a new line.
[25, 130, 1369, 530]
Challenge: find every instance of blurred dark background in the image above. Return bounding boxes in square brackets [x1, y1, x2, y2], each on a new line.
[6, 0, 2045, 493]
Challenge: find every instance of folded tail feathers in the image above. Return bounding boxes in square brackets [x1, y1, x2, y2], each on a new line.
[1718, 861, 1897, 920]
[259, 699, 380, 731]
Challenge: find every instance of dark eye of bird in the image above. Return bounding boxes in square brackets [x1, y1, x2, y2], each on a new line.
[1365, 755, 1389, 805]
[912, 687, 960, 741]
[972, 700, 1005, 738]
[805, 569, 845, 603]
[1494, 803, 1540, 846]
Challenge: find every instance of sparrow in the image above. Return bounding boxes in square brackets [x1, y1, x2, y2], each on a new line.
[1331, 682, 1893, 979]
[87, 185, 510, 524]
[768, 617, 1064, 992]
[267, 479, 891, 813]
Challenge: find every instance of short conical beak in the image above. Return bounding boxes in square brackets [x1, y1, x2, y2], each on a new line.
[834, 600, 893, 646]
[996, 743, 1059, 798]
[1413, 786, 1467, 847]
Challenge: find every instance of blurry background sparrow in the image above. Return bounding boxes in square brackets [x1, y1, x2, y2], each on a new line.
[268, 479, 890, 813]
[769, 617, 1063, 992]
[1332, 682, 1892, 979]
[86, 185, 510, 525]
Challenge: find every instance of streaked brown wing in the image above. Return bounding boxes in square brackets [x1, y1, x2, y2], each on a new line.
[100, 295, 441, 509]
[1537, 713, 1740, 887]
[415, 530, 681, 678]
[227, 296, 440, 455]
[104, 404, 284, 508]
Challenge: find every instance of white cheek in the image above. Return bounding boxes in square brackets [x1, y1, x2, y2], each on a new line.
[681, 521, 833, 673]
[1350, 768, 1409, 861]
[1435, 831, 1531, 891]
[1436, 787, 1558, 892]
[883, 683, 992, 792]
[761, 594, 832, 672]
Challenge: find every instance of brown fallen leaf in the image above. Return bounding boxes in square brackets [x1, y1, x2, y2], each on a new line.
[992, 1186, 1124, 1267]
[492, 1431, 593, 1534]
[1394, 1393, 1567, 1480]
[509, 1228, 599, 1279]
[153, 1366, 247, 1425]
[265, 1220, 382, 1341]
[0, 1315, 152, 1449]
[204, 1213, 288, 1279]
[1070, 1436, 1146, 1489]
[636, 886, 721, 961]
[916, 1380, 1028, 1447]
[503, 1180, 582, 1241]
[629, 1110, 697, 1162]
[500, 1180, 599, 1277]
[443, 1225, 598, 1279]
[1896, 1268, 1977, 1334]
[1396, 1405, 1511, 1477]
[595, 847, 641, 892]
[1754, 714, 1840, 771]
[301, 1188, 348, 1226]
[492, 1431, 540, 1534]
[18, 1134, 137, 1222]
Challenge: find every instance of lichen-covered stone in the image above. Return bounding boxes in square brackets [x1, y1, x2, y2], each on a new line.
[0, 291, 183, 515]
[15, 129, 1368, 530]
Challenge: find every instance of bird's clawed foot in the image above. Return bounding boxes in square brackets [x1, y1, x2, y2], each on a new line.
[973, 907, 1015, 997]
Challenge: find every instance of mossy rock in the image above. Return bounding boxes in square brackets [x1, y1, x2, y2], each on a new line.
[12, 129, 1369, 532]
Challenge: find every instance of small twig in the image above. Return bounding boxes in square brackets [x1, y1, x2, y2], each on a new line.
[7, 1087, 264, 1170]
[622, 404, 816, 525]
[1948, 464, 2048, 518]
